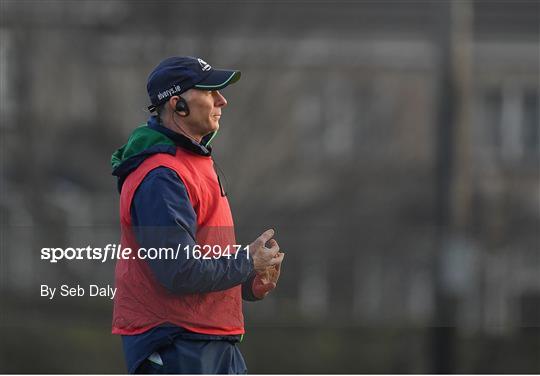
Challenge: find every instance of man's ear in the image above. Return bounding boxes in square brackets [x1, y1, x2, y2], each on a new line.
[168, 96, 178, 112]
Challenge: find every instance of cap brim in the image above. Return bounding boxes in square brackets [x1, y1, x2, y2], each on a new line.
[194, 69, 241, 90]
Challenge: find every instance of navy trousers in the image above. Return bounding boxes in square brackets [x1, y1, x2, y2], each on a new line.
[135, 337, 248, 374]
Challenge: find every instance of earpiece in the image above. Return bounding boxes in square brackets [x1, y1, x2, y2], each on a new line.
[170, 96, 198, 143]
[175, 97, 190, 116]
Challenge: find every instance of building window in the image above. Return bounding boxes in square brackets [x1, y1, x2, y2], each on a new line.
[0, 29, 14, 127]
[522, 89, 539, 156]
[483, 85, 539, 164]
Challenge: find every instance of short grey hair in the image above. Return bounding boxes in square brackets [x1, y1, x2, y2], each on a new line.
[155, 102, 168, 123]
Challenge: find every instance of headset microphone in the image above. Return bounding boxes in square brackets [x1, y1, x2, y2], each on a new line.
[171, 96, 201, 144]
[175, 97, 190, 116]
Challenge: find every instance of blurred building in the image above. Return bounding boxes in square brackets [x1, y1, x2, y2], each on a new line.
[0, 0, 538, 373]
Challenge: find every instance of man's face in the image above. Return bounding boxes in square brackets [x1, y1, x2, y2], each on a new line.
[182, 89, 228, 138]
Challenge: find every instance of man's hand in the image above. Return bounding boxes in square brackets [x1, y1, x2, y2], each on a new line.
[249, 229, 284, 273]
[252, 260, 283, 299]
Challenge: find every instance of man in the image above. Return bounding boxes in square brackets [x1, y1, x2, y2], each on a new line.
[111, 56, 284, 374]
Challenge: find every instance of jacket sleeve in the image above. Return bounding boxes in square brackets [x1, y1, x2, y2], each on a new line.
[131, 167, 254, 294]
[241, 274, 262, 301]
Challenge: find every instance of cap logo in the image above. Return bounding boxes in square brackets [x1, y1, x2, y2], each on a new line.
[157, 84, 182, 101]
[198, 58, 212, 72]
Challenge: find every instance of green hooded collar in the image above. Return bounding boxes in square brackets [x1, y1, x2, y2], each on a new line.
[111, 124, 175, 172]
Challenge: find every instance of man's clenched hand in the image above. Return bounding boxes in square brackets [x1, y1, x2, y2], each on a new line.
[252, 261, 283, 299]
[249, 229, 284, 273]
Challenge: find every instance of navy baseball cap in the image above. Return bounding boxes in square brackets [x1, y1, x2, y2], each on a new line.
[147, 56, 241, 112]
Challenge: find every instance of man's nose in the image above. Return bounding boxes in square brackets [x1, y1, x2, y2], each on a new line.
[214, 91, 227, 107]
